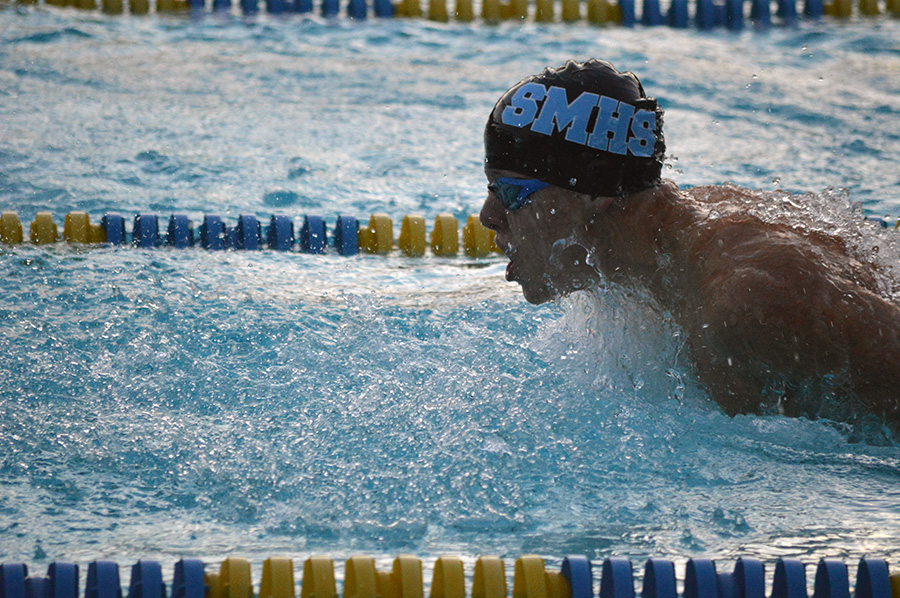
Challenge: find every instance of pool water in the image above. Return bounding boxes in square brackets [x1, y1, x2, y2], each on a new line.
[2, 3, 900, 581]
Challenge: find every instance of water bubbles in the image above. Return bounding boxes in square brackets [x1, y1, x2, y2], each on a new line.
[772, 177, 781, 186]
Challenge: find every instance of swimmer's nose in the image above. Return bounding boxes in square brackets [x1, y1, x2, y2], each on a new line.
[480, 192, 507, 233]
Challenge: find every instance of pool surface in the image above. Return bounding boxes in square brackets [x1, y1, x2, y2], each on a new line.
[2, 2, 900, 580]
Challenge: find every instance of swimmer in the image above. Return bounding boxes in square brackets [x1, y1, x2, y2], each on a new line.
[479, 58, 900, 427]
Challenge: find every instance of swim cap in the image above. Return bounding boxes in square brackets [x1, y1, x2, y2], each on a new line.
[484, 59, 665, 197]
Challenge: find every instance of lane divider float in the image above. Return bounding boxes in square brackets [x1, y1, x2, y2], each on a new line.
[0, 211, 501, 258]
[0, 557, 896, 598]
[18, 0, 900, 27]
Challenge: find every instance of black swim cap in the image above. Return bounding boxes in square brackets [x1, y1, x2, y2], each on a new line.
[484, 59, 665, 197]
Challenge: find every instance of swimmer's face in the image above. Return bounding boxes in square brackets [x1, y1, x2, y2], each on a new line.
[480, 168, 603, 304]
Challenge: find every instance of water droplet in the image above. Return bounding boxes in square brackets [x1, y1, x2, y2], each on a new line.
[550, 208, 556, 215]
[569, 177, 577, 186]
[772, 177, 781, 186]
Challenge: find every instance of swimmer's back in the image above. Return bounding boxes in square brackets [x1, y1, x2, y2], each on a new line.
[674, 185, 900, 422]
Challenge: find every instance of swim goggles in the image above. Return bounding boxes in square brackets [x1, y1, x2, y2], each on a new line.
[488, 177, 551, 211]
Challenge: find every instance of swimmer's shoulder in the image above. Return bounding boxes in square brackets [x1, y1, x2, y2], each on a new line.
[683, 183, 758, 205]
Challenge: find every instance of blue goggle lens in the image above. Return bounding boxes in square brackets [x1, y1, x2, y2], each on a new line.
[488, 177, 550, 211]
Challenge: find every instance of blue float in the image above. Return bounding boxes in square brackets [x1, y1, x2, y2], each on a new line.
[102, 213, 126, 246]
[128, 561, 164, 598]
[24, 578, 45, 598]
[190, 0, 205, 10]
[695, 0, 716, 28]
[685, 560, 717, 598]
[374, 0, 393, 16]
[235, 215, 260, 250]
[267, 215, 294, 251]
[750, 0, 771, 24]
[803, 0, 822, 16]
[321, 0, 339, 17]
[668, 0, 689, 27]
[172, 560, 204, 598]
[733, 558, 765, 598]
[642, 560, 676, 598]
[213, 0, 231, 10]
[167, 215, 193, 249]
[301, 215, 327, 254]
[773, 559, 807, 598]
[641, 0, 662, 24]
[241, 0, 259, 13]
[46, 563, 78, 598]
[266, 0, 286, 12]
[856, 559, 891, 598]
[292, 0, 313, 11]
[333, 215, 358, 256]
[814, 560, 850, 598]
[561, 557, 592, 598]
[600, 558, 634, 598]
[713, 1, 726, 24]
[1, 564, 27, 598]
[347, 0, 366, 17]
[776, 0, 797, 19]
[132, 214, 159, 248]
[726, 0, 744, 29]
[85, 561, 122, 598]
[619, 0, 636, 25]
[200, 215, 226, 250]
[718, 573, 736, 598]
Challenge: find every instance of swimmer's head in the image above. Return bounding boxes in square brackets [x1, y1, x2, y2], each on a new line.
[484, 59, 665, 198]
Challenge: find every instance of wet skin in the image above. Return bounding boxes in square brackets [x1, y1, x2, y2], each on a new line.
[480, 169, 900, 424]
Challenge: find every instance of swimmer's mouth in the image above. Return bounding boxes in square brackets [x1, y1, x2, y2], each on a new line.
[501, 247, 518, 282]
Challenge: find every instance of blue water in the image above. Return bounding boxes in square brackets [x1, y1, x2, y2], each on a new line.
[2, 2, 900, 583]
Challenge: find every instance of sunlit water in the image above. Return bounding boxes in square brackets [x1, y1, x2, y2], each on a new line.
[2, 3, 900, 586]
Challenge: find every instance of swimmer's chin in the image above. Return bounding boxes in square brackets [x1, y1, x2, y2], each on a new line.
[522, 289, 552, 305]
[519, 277, 602, 305]
[518, 281, 563, 305]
